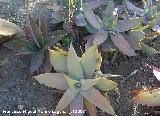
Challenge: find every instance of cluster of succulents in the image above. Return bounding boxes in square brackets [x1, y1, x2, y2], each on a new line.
[0, 0, 160, 115]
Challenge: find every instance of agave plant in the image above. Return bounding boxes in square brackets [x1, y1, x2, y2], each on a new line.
[34, 44, 120, 116]
[85, 0, 159, 56]
[4, 15, 68, 74]
[125, 0, 160, 33]
[0, 18, 23, 44]
[131, 65, 160, 106]
[38, 0, 106, 30]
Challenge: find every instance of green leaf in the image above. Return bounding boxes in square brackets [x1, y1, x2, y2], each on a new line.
[49, 49, 68, 74]
[103, 0, 114, 19]
[84, 99, 97, 116]
[54, 88, 78, 113]
[67, 44, 84, 80]
[0, 18, 23, 36]
[30, 51, 44, 74]
[95, 77, 118, 92]
[81, 45, 98, 79]
[140, 43, 158, 56]
[132, 88, 160, 106]
[34, 73, 68, 90]
[81, 87, 116, 115]
[81, 78, 99, 90]
[64, 76, 80, 89]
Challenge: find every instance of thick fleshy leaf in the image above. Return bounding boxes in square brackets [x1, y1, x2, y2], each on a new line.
[81, 78, 99, 90]
[70, 94, 83, 116]
[36, 2, 62, 11]
[93, 31, 108, 45]
[111, 33, 137, 56]
[81, 87, 116, 115]
[83, 8, 101, 29]
[54, 88, 78, 114]
[39, 15, 48, 37]
[34, 73, 68, 90]
[124, 30, 145, 50]
[143, 0, 152, 10]
[30, 51, 44, 74]
[102, 39, 117, 52]
[0, 18, 23, 36]
[81, 45, 98, 79]
[84, 99, 97, 116]
[116, 18, 143, 32]
[148, 65, 160, 81]
[64, 76, 80, 89]
[95, 77, 118, 92]
[67, 44, 84, 80]
[16, 47, 34, 55]
[103, 0, 114, 19]
[140, 43, 158, 56]
[132, 88, 160, 106]
[125, 0, 144, 16]
[84, 0, 105, 10]
[85, 35, 94, 50]
[74, 11, 87, 27]
[49, 49, 68, 74]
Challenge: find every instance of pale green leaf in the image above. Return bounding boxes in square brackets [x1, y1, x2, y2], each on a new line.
[49, 49, 68, 74]
[95, 77, 118, 92]
[67, 44, 84, 80]
[81, 87, 116, 115]
[34, 73, 68, 90]
[140, 43, 158, 56]
[81, 45, 98, 79]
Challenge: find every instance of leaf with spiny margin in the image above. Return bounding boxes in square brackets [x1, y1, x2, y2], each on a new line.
[67, 44, 84, 80]
[93, 31, 108, 45]
[83, 8, 101, 29]
[70, 94, 83, 116]
[81, 45, 98, 79]
[34, 73, 68, 90]
[49, 49, 68, 74]
[84, 99, 97, 116]
[95, 77, 118, 92]
[54, 88, 78, 114]
[132, 88, 160, 106]
[111, 33, 137, 56]
[140, 43, 158, 56]
[0, 18, 23, 36]
[115, 18, 143, 32]
[81, 87, 116, 115]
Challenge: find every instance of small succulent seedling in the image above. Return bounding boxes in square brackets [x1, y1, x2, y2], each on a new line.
[85, 0, 158, 56]
[4, 15, 67, 74]
[0, 18, 23, 44]
[131, 65, 160, 106]
[34, 44, 120, 116]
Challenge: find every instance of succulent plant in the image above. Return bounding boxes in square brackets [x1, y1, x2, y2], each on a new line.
[85, 0, 159, 56]
[38, 0, 106, 30]
[131, 65, 160, 106]
[0, 18, 23, 44]
[34, 45, 120, 116]
[4, 14, 68, 74]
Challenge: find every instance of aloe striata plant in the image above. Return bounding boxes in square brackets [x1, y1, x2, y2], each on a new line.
[4, 14, 68, 74]
[34, 44, 120, 116]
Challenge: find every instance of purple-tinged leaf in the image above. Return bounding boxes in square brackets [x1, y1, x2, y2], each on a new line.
[84, 0, 106, 10]
[30, 51, 44, 74]
[125, 0, 144, 16]
[116, 18, 143, 32]
[81, 87, 116, 115]
[36, 2, 62, 11]
[132, 88, 160, 106]
[74, 11, 87, 26]
[16, 47, 34, 55]
[85, 35, 94, 50]
[67, 44, 84, 80]
[34, 73, 68, 90]
[84, 99, 97, 116]
[54, 88, 78, 115]
[39, 15, 48, 37]
[70, 94, 83, 116]
[93, 30, 108, 45]
[111, 33, 137, 56]
[83, 8, 101, 29]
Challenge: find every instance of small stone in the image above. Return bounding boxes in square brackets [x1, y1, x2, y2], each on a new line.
[18, 105, 24, 110]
